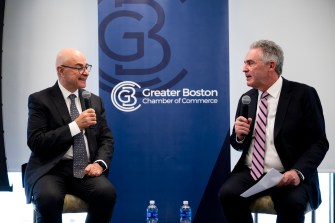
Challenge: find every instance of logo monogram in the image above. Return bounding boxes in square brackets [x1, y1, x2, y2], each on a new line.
[111, 81, 141, 112]
[99, 0, 187, 95]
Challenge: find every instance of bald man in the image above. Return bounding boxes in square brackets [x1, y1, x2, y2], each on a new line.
[24, 48, 116, 223]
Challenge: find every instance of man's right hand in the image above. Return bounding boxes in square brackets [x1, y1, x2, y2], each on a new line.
[235, 116, 252, 141]
[75, 108, 96, 130]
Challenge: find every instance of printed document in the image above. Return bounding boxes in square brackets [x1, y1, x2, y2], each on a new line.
[240, 168, 283, 198]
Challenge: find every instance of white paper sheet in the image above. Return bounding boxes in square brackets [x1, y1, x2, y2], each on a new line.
[240, 168, 283, 198]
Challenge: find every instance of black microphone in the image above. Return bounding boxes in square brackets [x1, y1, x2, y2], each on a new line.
[82, 90, 95, 129]
[240, 95, 251, 138]
[241, 95, 251, 118]
[82, 90, 92, 110]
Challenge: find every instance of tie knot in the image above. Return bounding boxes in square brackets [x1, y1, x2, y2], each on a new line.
[69, 94, 76, 101]
[261, 92, 269, 99]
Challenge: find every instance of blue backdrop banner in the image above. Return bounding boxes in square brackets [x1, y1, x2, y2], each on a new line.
[98, 0, 230, 222]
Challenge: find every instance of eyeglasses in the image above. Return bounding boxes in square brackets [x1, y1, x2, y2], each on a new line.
[61, 64, 92, 74]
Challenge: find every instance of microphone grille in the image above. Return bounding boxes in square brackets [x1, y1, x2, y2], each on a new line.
[242, 95, 251, 105]
[82, 90, 91, 99]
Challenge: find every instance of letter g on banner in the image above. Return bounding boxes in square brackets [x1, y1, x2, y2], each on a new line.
[99, 0, 170, 76]
[111, 81, 141, 112]
[98, 0, 188, 94]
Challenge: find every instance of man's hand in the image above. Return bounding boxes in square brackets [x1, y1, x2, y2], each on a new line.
[235, 116, 252, 141]
[75, 108, 96, 130]
[277, 170, 301, 187]
[85, 163, 103, 177]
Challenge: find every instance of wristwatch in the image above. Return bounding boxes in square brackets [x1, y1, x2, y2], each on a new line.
[294, 170, 304, 181]
[95, 161, 107, 171]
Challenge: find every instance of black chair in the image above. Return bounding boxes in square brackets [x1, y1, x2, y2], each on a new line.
[21, 163, 88, 223]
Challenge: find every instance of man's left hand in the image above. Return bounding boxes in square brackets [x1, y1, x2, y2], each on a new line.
[277, 169, 301, 187]
[85, 163, 103, 177]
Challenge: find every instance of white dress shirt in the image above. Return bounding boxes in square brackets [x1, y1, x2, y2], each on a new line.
[58, 81, 90, 160]
[245, 76, 285, 173]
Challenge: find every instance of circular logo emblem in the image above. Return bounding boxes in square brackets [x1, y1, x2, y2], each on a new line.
[111, 81, 141, 112]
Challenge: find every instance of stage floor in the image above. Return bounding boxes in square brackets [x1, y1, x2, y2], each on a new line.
[0, 172, 331, 223]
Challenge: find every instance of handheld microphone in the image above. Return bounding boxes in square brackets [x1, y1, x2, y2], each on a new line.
[82, 90, 95, 129]
[240, 95, 251, 138]
[241, 95, 251, 118]
[82, 90, 92, 110]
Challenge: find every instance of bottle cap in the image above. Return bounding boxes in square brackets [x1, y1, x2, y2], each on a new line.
[183, 201, 188, 205]
[149, 200, 155, 205]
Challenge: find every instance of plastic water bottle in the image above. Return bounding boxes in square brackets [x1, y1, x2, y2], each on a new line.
[146, 200, 158, 223]
[180, 200, 192, 223]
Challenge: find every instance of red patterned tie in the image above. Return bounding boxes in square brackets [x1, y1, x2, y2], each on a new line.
[251, 92, 269, 180]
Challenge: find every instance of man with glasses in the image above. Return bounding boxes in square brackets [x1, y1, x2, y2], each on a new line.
[24, 48, 116, 223]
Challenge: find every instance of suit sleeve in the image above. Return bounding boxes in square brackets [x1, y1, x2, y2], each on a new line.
[290, 87, 329, 181]
[230, 92, 256, 152]
[27, 93, 73, 158]
[230, 96, 244, 151]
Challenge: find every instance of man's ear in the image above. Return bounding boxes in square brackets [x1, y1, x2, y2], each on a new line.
[56, 66, 64, 77]
[268, 61, 276, 70]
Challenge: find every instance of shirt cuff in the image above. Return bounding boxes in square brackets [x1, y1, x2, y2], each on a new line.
[69, 121, 81, 137]
[293, 169, 305, 181]
[236, 135, 245, 144]
[94, 160, 108, 171]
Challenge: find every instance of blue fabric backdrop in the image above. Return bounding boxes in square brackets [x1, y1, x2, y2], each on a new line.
[98, 0, 230, 222]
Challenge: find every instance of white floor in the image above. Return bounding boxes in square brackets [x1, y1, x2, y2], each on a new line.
[0, 172, 332, 223]
[0, 172, 87, 223]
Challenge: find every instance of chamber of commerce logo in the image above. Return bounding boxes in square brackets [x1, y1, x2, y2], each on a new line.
[111, 81, 141, 112]
[111, 81, 219, 112]
[101, 1, 222, 113]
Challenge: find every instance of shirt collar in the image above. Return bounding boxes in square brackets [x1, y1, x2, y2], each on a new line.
[58, 80, 79, 100]
[258, 76, 283, 99]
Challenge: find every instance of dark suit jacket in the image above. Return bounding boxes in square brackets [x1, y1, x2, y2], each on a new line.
[24, 82, 114, 203]
[230, 78, 329, 210]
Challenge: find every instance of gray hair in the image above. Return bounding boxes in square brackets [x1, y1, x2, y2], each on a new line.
[250, 40, 284, 75]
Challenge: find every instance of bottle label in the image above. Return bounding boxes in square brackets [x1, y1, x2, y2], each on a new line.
[147, 211, 158, 218]
[180, 210, 191, 218]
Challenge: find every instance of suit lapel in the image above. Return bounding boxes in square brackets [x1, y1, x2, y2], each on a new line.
[50, 83, 72, 124]
[78, 89, 95, 158]
[78, 89, 86, 111]
[249, 90, 259, 119]
[248, 89, 259, 133]
[274, 78, 291, 139]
